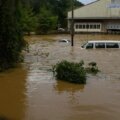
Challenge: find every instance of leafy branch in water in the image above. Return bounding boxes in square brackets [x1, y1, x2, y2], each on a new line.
[86, 62, 100, 74]
[52, 60, 100, 84]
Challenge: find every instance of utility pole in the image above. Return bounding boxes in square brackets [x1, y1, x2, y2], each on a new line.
[71, 0, 74, 46]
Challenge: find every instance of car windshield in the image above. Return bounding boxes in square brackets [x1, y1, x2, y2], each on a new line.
[81, 42, 88, 48]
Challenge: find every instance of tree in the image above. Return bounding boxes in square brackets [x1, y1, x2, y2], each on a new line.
[37, 6, 58, 34]
[30, 0, 83, 28]
[0, 0, 26, 71]
[19, 3, 38, 35]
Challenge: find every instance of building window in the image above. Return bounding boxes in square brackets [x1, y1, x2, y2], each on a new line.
[79, 25, 82, 29]
[86, 24, 89, 29]
[83, 25, 85, 29]
[76, 24, 79, 29]
[111, 0, 115, 3]
[74, 23, 101, 31]
[111, 0, 120, 4]
[97, 25, 100, 29]
[94, 25, 97, 29]
[90, 25, 93, 29]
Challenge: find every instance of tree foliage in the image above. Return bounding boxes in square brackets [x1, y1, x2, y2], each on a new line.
[18, 2, 38, 35]
[0, 0, 26, 71]
[37, 6, 58, 34]
[0, 0, 83, 71]
[30, 0, 83, 28]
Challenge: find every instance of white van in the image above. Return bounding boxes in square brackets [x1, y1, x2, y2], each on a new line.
[81, 40, 120, 49]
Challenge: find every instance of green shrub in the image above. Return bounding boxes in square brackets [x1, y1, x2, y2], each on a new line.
[53, 60, 100, 84]
[86, 62, 99, 74]
[53, 60, 86, 84]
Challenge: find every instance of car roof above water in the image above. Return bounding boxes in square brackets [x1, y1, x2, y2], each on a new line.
[88, 40, 120, 43]
[81, 40, 120, 49]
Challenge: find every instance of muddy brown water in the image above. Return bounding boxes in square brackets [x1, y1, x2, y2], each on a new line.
[0, 34, 120, 120]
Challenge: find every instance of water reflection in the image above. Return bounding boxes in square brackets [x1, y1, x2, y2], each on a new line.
[54, 80, 85, 94]
[54, 80, 85, 106]
[0, 65, 27, 120]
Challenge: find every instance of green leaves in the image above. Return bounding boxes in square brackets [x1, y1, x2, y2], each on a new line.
[18, 3, 38, 35]
[30, 0, 83, 28]
[53, 60, 100, 84]
[0, 0, 26, 71]
[53, 60, 86, 84]
[37, 6, 58, 34]
[86, 62, 99, 74]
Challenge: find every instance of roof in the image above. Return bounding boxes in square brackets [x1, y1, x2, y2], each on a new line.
[81, 0, 100, 7]
[68, 0, 120, 19]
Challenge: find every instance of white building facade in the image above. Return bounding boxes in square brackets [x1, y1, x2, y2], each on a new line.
[68, 0, 120, 33]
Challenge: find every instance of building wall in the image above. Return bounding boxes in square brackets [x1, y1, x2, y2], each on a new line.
[68, 0, 120, 18]
[68, 0, 120, 33]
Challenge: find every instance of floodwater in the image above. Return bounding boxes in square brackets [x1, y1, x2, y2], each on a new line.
[0, 34, 120, 120]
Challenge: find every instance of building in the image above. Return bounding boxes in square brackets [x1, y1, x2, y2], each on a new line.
[68, 0, 120, 33]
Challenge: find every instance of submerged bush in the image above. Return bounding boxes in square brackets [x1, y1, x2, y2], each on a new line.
[53, 60, 100, 84]
[53, 60, 86, 84]
[86, 62, 99, 74]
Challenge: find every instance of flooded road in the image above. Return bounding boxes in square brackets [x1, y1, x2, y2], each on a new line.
[0, 34, 120, 120]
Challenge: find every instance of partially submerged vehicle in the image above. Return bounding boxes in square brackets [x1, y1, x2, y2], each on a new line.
[57, 28, 65, 32]
[81, 40, 120, 49]
[58, 39, 70, 43]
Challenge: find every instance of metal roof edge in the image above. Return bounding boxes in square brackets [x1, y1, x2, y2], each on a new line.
[68, 0, 100, 13]
[67, 17, 120, 20]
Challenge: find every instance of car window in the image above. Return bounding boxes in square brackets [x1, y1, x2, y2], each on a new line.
[81, 42, 87, 48]
[106, 43, 119, 48]
[86, 43, 93, 49]
[95, 43, 105, 48]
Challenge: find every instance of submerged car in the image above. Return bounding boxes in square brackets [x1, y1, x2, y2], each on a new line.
[81, 40, 120, 49]
[59, 39, 70, 43]
[58, 28, 65, 32]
